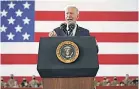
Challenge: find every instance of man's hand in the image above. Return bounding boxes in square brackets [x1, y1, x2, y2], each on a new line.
[48, 31, 57, 37]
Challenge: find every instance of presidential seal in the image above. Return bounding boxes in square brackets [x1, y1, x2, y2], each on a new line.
[56, 41, 79, 63]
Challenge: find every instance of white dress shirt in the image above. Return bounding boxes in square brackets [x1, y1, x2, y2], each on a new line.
[66, 24, 77, 36]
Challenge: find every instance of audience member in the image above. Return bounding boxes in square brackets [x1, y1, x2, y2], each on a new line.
[131, 77, 138, 86]
[93, 78, 98, 87]
[101, 77, 108, 86]
[1, 73, 138, 88]
[122, 74, 132, 86]
[120, 82, 125, 86]
[111, 76, 119, 86]
[29, 75, 39, 88]
[1, 77, 8, 88]
[21, 78, 29, 87]
[7, 74, 16, 88]
[106, 81, 111, 86]
[96, 81, 101, 86]
[12, 80, 19, 88]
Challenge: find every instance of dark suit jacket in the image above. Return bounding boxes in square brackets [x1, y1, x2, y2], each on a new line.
[54, 25, 90, 36]
[53, 25, 99, 53]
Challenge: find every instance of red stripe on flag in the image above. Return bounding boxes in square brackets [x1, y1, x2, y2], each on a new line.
[1, 54, 138, 64]
[1, 54, 38, 64]
[90, 33, 138, 42]
[2, 76, 137, 83]
[35, 32, 138, 42]
[35, 11, 138, 21]
[98, 54, 138, 64]
[35, 32, 49, 42]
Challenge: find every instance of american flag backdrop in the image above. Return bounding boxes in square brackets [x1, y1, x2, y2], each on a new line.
[0, 0, 138, 82]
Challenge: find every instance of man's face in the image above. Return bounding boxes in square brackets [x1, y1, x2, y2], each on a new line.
[65, 7, 79, 24]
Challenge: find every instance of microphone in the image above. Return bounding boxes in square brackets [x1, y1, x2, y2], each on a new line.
[68, 23, 75, 36]
[60, 23, 68, 36]
[60, 23, 75, 36]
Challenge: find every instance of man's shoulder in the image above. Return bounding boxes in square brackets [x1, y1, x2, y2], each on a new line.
[54, 27, 60, 31]
[53, 25, 90, 32]
[78, 26, 89, 32]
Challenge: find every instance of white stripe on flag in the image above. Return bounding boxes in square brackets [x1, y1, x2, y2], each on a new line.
[35, 21, 138, 32]
[1, 65, 137, 76]
[35, 0, 138, 11]
[1, 42, 138, 54]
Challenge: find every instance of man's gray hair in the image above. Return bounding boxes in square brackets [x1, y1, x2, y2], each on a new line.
[64, 5, 79, 14]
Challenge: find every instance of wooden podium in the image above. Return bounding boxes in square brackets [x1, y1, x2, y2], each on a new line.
[43, 77, 94, 89]
[37, 37, 99, 89]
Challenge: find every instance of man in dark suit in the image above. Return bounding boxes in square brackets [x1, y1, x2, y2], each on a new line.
[48, 6, 90, 37]
[49, 6, 98, 52]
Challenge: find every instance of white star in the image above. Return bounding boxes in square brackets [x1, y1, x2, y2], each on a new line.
[1, 9, 8, 17]
[22, 32, 30, 40]
[23, 2, 30, 9]
[15, 9, 23, 17]
[0, 25, 7, 32]
[8, 2, 15, 9]
[7, 17, 15, 24]
[15, 25, 22, 32]
[22, 17, 30, 25]
[7, 32, 15, 40]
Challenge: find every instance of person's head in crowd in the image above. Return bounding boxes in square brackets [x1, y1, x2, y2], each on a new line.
[103, 76, 107, 80]
[21, 77, 28, 87]
[120, 82, 125, 86]
[106, 82, 111, 86]
[94, 78, 96, 81]
[136, 77, 138, 81]
[106, 78, 109, 83]
[23, 78, 27, 82]
[1, 77, 3, 81]
[64, 5, 79, 24]
[10, 74, 14, 79]
[32, 75, 36, 80]
[113, 76, 117, 81]
[125, 74, 129, 79]
[96, 81, 101, 86]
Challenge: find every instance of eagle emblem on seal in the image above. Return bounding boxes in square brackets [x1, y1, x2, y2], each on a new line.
[56, 41, 79, 63]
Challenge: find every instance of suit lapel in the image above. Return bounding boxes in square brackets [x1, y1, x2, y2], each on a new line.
[59, 25, 81, 36]
[60, 28, 68, 36]
[75, 25, 80, 36]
